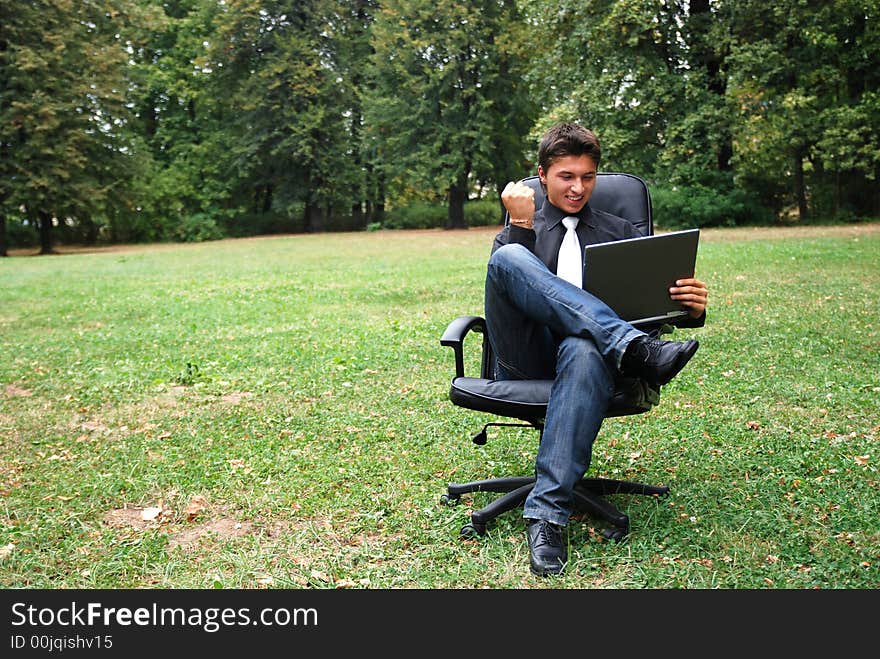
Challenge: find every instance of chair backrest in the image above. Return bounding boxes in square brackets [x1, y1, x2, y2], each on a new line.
[481, 171, 654, 381]
[505, 172, 653, 237]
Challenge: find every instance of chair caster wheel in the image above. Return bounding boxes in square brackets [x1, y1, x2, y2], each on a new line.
[459, 522, 485, 539]
[440, 493, 460, 507]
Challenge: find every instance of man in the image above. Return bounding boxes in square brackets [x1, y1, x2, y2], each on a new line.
[486, 122, 708, 576]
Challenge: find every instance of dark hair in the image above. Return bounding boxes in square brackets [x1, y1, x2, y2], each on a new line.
[537, 123, 602, 172]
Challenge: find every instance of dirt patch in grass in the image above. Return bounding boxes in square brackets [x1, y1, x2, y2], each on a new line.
[3, 384, 33, 397]
[103, 504, 256, 552]
[103, 506, 163, 531]
[166, 518, 255, 552]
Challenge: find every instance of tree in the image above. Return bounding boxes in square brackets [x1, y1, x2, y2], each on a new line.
[123, 0, 227, 242]
[208, 0, 363, 233]
[522, 1, 704, 177]
[725, 0, 880, 220]
[332, 0, 382, 227]
[0, 0, 149, 253]
[369, 0, 537, 228]
[522, 0, 879, 223]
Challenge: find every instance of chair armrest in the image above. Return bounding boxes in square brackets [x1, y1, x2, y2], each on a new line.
[440, 315, 487, 378]
[440, 315, 486, 345]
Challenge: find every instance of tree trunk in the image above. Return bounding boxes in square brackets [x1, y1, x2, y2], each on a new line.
[0, 215, 7, 256]
[689, 0, 733, 172]
[371, 166, 386, 224]
[38, 210, 55, 255]
[349, 100, 365, 229]
[262, 183, 273, 214]
[83, 219, 99, 245]
[446, 168, 470, 230]
[875, 165, 880, 217]
[372, 200, 385, 225]
[794, 148, 808, 221]
[304, 200, 323, 233]
[446, 183, 467, 229]
[834, 170, 841, 217]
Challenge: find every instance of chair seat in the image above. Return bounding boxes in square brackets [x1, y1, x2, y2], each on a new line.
[449, 376, 660, 422]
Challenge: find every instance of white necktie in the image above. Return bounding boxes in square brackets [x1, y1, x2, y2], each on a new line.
[556, 216, 582, 287]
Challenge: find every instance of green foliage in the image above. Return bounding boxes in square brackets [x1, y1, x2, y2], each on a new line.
[381, 198, 501, 230]
[651, 185, 775, 230]
[172, 213, 225, 243]
[527, 0, 879, 222]
[0, 0, 154, 251]
[2, 0, 878, 253]
[383, 202, 448, 230]
[465, 198, 504, 227]
[222, 211, 305, 238]
[208, 0, 368, 233]
[369, 0, 537, 227]
[522, 0, 694, 177]
[723, 0, 880, 219]
[3, 218, 38, 249]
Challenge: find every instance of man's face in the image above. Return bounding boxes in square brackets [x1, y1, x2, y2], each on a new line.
[538, 154, 598, 215]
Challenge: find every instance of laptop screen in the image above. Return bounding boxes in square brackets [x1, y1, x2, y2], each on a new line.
[582, 229, 700, 326]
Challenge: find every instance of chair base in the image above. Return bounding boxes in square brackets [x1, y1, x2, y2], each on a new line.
[442, 476, 669, 541]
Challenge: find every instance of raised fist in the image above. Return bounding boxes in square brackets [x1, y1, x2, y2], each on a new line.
[501, 181, 535, 229]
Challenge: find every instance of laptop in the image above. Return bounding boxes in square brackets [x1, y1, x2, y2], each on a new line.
[582, 228, 700, 326]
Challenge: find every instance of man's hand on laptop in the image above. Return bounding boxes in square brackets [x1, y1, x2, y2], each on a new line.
[502, 181, 535, 229]
[669, 277, 709, 318]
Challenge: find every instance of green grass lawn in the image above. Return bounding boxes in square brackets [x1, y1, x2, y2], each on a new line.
[1, 224, 878, 588]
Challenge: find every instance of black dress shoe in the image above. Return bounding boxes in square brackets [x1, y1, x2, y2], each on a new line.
[527, 519, 567, 577]
[622, 336, 699, 386]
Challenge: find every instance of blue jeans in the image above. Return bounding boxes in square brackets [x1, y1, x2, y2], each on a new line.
[484, 243, 646, 526]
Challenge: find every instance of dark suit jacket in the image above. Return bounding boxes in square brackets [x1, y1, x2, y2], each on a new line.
[490, 199, 706, 329]
[492, 199, 642, 271]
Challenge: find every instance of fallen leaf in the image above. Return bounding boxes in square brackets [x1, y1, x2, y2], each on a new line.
[0, 543, 14, 560]
[746, 420, 761, 430]
[184, 495, 208, 521]
[141, 507, 163, 521]
[855, 455, 870, 466]
[310, 570, 330, 582]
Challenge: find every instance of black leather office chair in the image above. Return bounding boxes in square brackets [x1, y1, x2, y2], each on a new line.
[440, 173, 671, 541]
